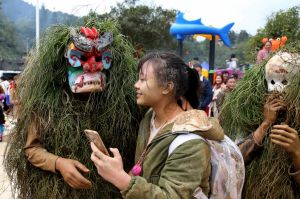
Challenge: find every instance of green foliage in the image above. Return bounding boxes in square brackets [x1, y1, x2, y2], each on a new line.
[229, 30, 238, 46]
[236, 30, 250, 43]
[0, 1, 23, 58]
[245, 6, 300, 61]
[2, 0, 82, 52]
[85, 1, 177, 52]
[220, 64, 267, 138]
[118, 5, 177, 50]
[183, 29, 251, 68]
[264, 6, 300, 40]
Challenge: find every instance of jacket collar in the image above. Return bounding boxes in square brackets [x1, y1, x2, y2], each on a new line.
[145, 109, 224, 143]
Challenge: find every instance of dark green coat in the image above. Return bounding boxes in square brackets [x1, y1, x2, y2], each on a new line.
[121, 109, 224, 198]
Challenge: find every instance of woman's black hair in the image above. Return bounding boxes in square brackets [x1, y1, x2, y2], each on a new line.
[138, 52, 201, 109]
[184, 67, 201, 109]
[138, 52, 189, 99]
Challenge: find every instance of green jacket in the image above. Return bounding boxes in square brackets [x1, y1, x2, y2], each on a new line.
[121, 109, 224, 199]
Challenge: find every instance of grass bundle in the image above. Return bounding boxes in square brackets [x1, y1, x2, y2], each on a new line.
[220, 41, 300, 198]
[4, 18, 142, 199]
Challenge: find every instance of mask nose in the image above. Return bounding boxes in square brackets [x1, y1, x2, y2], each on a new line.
[83, 56, 103, 73]
[274, 84, 285, 93]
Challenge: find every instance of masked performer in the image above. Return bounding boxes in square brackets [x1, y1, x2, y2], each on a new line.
[4, 17, 141, 199]
[221, 42, 300, 198]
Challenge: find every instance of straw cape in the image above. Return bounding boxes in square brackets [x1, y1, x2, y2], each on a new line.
[220, 42, 300, 198]
[4, 17, 142, 199]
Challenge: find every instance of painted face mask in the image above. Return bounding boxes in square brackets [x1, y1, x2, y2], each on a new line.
[65, 27, 113, 93]
[265, 52, 300, 93]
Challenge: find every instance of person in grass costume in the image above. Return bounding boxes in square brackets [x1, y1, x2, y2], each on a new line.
[4, 17, 141, 199]
[220, 42, 300, 198]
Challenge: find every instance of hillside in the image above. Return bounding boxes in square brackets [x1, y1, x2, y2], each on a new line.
[2, 0, 81, 52]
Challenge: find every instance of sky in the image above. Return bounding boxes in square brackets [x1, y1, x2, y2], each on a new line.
[23, 0, 299, 35]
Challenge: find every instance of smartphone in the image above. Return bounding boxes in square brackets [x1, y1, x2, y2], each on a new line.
[84, 129, 109, 156]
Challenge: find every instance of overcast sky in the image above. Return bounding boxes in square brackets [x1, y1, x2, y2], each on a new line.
[23, 0, 299, 35]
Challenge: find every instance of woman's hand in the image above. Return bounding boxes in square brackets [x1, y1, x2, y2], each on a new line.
[90, 142, 131, 191]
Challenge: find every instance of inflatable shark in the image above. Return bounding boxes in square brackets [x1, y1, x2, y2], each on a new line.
[170, 12, 234, 47]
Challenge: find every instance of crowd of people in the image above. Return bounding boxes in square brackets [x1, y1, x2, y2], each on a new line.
[2, 18, 300, 199]
[0, 75, 19, 141]
[188, 59, 239, 119]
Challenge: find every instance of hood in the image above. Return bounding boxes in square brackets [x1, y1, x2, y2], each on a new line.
[172, 109, 224, 141]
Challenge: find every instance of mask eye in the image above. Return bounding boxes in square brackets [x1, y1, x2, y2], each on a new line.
[282, 79, 288, 85]
[81, 55, 88, 62]
[65, 49, 84, 67]
[271, 80, 275, 85]
[271, 80, 275, 84]
[95, 56, 102, 62]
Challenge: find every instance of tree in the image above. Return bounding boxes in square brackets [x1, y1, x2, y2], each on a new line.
[245, 6, 300, 62]
[0, 0, 23, 58]
[114, 4, 177, 51]
[2, 0, 81, 52]
[85, 1, 177, 52]
[40, 4, 49, 31]
[237, 30, 250, 43]
[229, 30, 237, 46]
[264, 6, 300, 41]
[116, 5, 177, 50]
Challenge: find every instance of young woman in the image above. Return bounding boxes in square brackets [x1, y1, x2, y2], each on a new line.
[90, 52, 224, 198]
[257, 41, 272, 64]
[209, 74, 226, 117]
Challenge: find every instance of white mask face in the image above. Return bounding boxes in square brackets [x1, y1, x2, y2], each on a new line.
[265, 52, 300, 93]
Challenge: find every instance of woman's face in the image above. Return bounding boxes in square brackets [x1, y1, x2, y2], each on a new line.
[215, 75, 222, 84]
[226, 78, 236, 90]
[265, 42, 272, 51]
[134, 61, 164, 106]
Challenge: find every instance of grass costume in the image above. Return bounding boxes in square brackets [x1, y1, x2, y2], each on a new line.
[221, 42, 300, 198]
[4, 17, 141, 199]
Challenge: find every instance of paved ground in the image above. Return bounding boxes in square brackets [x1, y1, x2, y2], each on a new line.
[0, 115, 16, 199]
[0, 141, 14, 199]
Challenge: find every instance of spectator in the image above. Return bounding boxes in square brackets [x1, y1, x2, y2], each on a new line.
[222, 70, 229, 84]
[216, 75, 237, 117]
[0, 78, 10, 113]
[9, 74, 20, 119]
[232, 73, 239, 80]
[257, 41, 272, 64]
[188, 59, 199, 68]
[227, 54, 238, 69]
[209, 74, 226, 117]
[193, 63, 213, 113]
[225, 75, 237, 91]
[0, 106, 5, 142]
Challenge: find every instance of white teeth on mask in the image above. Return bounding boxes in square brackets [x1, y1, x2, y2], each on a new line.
[82, 81, 101, 86]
